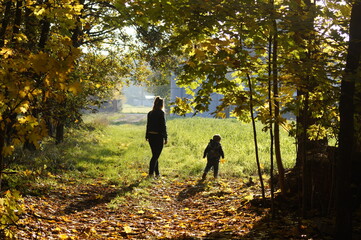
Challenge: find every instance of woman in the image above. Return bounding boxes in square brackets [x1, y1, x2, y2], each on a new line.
[146, 96, 168, 178]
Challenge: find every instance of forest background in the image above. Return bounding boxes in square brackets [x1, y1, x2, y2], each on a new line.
[1, 0, 361, 239]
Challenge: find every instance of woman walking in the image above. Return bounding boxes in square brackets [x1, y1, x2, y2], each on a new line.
[146, 96, 168, 178]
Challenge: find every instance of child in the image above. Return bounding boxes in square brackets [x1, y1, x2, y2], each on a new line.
[202, 134, 225, 180]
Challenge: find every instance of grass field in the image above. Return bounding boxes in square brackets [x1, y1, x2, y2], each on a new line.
[70, 113, 296, 183]
[6, 112, 297, 193]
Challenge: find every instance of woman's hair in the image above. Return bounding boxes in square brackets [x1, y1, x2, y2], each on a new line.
[153, 96, 164, 110]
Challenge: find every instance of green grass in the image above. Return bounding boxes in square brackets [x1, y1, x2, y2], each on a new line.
[6, 113, 297, 193]
[75, 114, 296, 181]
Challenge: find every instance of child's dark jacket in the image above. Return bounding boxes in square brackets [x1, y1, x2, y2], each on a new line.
[203, 139, 224, 160]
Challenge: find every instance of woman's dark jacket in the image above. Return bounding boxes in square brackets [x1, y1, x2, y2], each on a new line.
[146, 109, 167, 140]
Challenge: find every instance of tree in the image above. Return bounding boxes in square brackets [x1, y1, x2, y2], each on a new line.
[119, 0, 344, 194]
[0, 0, 84, 188]
[336, 1, 361, 238]
[0, 0, 138, 186]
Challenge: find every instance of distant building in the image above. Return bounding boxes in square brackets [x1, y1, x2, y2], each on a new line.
[123, 85, 154, 107]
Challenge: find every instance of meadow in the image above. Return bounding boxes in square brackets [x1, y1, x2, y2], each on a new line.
[67, 113, 296, 184]
[5, 112, 297, 194]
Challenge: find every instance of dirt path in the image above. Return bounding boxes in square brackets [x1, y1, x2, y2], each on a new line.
[16, 177, 273, 239]
[112, 114, 147, 124]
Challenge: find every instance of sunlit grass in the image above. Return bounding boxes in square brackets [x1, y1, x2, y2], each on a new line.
[6, 113, 297, 196]
[72, 115, 297, 184]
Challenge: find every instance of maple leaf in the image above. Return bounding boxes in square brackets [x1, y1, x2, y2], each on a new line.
[123, 225, 132, 233]
[68, 82, 82, 94]
[58, 234, 69, 239]
[2, 145, 14, 156]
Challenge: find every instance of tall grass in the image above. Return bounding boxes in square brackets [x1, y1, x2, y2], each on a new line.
[162, 117, 296, 178]
[67, 115, 296, 184]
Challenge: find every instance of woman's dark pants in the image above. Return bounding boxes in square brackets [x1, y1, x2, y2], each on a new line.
[148, 134, 164, 176]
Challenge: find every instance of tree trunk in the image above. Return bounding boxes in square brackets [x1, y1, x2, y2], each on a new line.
[11, 0, 22, 43]
[336, 2, 361, 239]
[271, 15, 286, 195]
[0, 128, 5, 192]
[268, 32, 275, 218]
[55, 122, 65, 144]
[291, 0, 329, 214]
[0, 0, 12, 47]
[24, 4, 38, 49]
[247, 73, 265, 200]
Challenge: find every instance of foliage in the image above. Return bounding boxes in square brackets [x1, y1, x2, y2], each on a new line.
[0, 0, 141, 171]
[0, 190, 24, 239]
[119, 0, 349, 143]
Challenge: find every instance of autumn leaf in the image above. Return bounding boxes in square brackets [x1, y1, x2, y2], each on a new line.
[123, 225, 132, 233]
[2, 145, 14, 156]
[68, 82, 82, 94]
[58, 233, 69, 239]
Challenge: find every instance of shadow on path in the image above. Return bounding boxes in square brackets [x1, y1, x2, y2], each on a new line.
[176, 180, 206, 201]
[59, 179, 144, 215]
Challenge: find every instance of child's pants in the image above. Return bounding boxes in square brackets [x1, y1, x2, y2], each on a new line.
[204, 158, 220, 177]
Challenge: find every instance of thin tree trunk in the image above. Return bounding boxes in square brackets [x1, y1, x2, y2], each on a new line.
[336, 2, 361, 239]
[268, 34, 275, 218]
[11, 0, 22, 45]
[0, 129, 5, 192]
[247, 73, 265, 200]
[0, 0, 12, 47]
[55, 122, 64, 144]
[272, 14, 286, 195]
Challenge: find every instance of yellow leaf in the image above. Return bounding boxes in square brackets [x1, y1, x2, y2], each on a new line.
[141, 172, 148, 177]
[58, 234, 69, 239]
[16, 102, 30, 114]
[95, 194, 103, 199]
[244, 194, 253, 201]
[59, 83, 66, 90]
[163, 195, 171, 201]
[137, 210, 145, 214]
[19, 90, 27, 98]
[68, 82, 82, 94]
[123, 225, 132, 233]
[0, 47, 13, 58]
[220, 159, 226, 163]
[2, 145, 14, 156]
[53, 227, 62, 233]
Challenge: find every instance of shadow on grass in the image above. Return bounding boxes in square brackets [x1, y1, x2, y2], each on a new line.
[111, 120, 146, 126]
[58, 179, 144, 215]
[72, 143, 125, 166]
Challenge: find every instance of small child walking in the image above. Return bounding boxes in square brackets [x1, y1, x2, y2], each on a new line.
[202, 134, 225, 180]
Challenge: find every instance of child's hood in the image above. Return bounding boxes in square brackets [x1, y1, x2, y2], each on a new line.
[209, 139, 221, 148]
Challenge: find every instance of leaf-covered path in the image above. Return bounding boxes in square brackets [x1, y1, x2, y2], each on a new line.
[16, 177, 324, 239]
